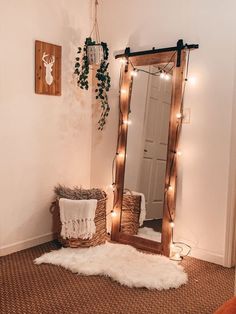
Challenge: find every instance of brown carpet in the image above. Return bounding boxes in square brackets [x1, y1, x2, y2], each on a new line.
[0, 241, 234, 314]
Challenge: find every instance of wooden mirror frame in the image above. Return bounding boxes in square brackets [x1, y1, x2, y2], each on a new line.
[111, 45, 189, 257]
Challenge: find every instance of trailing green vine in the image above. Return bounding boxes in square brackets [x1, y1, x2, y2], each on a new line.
[74, 37, 111, 130]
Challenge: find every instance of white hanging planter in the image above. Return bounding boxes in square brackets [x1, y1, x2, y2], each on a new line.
[87, 44, 104, 65]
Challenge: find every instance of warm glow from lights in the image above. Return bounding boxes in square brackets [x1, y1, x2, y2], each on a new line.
[176, 113, 182, 119]
[111, 210, 117, 217]
[164, 73, 170, 80]
[123, 119, 132, 125]
[108, 183, 116, 191]
[131, 70, 138, 77]
[117, 152, 125, 158]
[188, 76, 197, 85]
[121, 89, 127, 94]
[168, 185, 174, 191]
[170, 221, 175, 228]
[177, 151, 182, 156]
[119, 58, 126, 64]
[160, 72, 165, 79]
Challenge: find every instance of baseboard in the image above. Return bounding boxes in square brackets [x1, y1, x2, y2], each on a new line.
[0, 232, 56, 257]
[190, 247, 224, 266]
[0, 233, 226, 266]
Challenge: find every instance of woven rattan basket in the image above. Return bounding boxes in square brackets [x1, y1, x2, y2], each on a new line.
[51, 197, 107, 248]
[120, 191, 141, 235]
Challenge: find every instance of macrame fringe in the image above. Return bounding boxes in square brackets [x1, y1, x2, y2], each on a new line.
[61, 219, 96, 240]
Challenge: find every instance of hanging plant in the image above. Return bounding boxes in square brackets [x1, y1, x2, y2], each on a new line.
[74, 1, 111, 130]
[74, 38, 111, 130]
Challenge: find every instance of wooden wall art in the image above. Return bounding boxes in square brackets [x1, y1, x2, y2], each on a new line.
[35, 40, 61, 96]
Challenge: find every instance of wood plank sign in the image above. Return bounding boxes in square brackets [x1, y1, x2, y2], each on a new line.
[35, 40, 61, 95]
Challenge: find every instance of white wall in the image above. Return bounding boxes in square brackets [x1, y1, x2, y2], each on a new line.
[0, 0, 92, 255]
[1, 0, 235, 265]
[90, 0, 236, 265]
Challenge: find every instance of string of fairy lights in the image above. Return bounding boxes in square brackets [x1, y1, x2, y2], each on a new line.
[109, 47, 194, 261]
[121, 50, 176, 81]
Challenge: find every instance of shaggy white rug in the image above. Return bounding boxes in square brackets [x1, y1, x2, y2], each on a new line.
[35, 242, 187, 290]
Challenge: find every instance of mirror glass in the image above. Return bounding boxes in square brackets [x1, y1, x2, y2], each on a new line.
[121, 63, 173, 242]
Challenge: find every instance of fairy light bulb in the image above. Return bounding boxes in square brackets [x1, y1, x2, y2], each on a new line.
[164, 73, 170, 80]
[170, 221, 175, 228]
[131, 70, 138, 77]
[176, 113, 182, 119]
[108, 183, 116, 191]
[177, 151, 182, 156]
[168, 185, 174, 191]
[121, 89, 127, 94]
[118, 152, 125, 158]
[119, 58, 126, 65]
[123, 119, 132, 125]
[111, 210, 117, 217]
[160, 72, 165, 79]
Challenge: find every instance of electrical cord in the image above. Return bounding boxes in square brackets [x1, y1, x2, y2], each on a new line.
[129, 52, 176, 77]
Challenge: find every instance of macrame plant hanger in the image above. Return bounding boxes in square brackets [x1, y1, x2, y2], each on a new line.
[90, 0, 100, 44]
[87, 0, 103, 65]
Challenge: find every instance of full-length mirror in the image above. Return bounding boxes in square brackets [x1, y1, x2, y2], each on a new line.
[122, 63, 173, 243]
[111, 41, 198, 256]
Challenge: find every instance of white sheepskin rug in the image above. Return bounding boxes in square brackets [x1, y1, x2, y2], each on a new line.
[35, 242, 187, 290]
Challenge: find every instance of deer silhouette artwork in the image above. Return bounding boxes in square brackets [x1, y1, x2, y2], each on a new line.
[42, 52, 55, 86]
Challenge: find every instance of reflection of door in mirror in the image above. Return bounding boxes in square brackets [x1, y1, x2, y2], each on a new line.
[123, 63, 173, 243]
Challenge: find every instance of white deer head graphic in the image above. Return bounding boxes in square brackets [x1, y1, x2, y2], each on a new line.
[42, 52, 55, 86]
